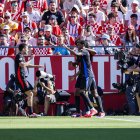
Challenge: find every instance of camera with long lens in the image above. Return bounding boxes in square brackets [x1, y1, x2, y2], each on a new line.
[112, 48, 139, 92]
[114, 48, 138, 71]
[112, 83, 126, 93]
[36, 70, 55, 81]
[36, 70, 55, 88]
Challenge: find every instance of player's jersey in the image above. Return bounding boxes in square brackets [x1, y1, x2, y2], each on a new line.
[15, 53, 26, 79]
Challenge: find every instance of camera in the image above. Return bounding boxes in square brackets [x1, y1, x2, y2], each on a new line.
[114, 49, 137, 71]
[112, 83, 126, 93]
[36, 70, 55, 88]
[36, 70, 55, 81]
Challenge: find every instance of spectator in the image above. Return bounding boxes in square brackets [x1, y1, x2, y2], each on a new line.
[2, 25, 16, 46]
[10, 0, 22, 22]
[107, 25, 122, 46]
[110, 2, 124, 23]
[63, 0, 86, 16]
[23, 27, 37, 46]
[66, 11, 82, 40]
[42, 0, 65, 28]
[26, 2, 41, 24]
[103, 12, 125, 36]
[16, 34, 32, 55]
[33, 36, 53, 55]
[85, 0, 108, 13]
[130, 14, 140, 38]
[44, 24, 57, 45]
[17, 12, 38, 37]
[19, 0, 48, 13]
[94, 34, 115, 54]
[62, 27, 75, 46]
[0, 34, 9, 56]
[0, 5, 4, 25]
[67, 4, 85, 26]
[88, 1, 106, 25]
[0, 11, 18, 34]
[125, 0, 140, 26]
[81, 25, 95, 46]
[85, 13, 102, 36]
[111, 0, 128, 14]
[53, 35, 70, 55]
[48, 15, 62, 36]
[123, 25, 139, 47]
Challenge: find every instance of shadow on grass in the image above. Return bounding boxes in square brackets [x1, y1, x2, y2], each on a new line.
[0, 128, 140, 140]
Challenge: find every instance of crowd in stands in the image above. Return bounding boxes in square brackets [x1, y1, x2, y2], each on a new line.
[0, 0, 139, 56]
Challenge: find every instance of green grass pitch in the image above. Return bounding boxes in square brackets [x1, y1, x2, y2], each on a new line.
[0, 116, 140, 140]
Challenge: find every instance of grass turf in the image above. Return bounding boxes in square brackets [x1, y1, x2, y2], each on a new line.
[0, 116, 140, 140]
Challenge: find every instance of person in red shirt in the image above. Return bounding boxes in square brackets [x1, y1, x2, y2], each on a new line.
[107, 25, 122, 46]
[62, 27, 75, 46]
[0, 5, 4, 25]
[17, 12, 38, 37]
[10, 0, 22, 22]
[19, 0, 48, 13]
[103, 12, 125, 36]
[48, 15, 62, 36]
[85, 13, 102, 36]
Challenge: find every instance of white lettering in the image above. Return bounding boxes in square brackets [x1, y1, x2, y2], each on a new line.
[93, 56, 109, 89]
[62, 57, 75, 90]
[110, 56, 121, 89]
[27, 57, 35, 86]
[39, 57, 52, 73]
[0, 57, 14, 90]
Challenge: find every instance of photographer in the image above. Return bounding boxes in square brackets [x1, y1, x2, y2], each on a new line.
[33, 71, 56, 116]
[126, 45, 140, 115]
[113, 43, 140, 115]
[3, 74, 19, 116]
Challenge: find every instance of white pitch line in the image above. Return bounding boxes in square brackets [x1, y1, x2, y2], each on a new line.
[103, 117, 140, 123]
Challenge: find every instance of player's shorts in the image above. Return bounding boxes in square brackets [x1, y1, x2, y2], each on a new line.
[16, 78, 33, 93]
[75, 76, 97, 91]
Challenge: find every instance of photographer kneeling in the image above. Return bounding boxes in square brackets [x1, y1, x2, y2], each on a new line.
[33, 71, 56, 116]
[126, 46, 140, 115]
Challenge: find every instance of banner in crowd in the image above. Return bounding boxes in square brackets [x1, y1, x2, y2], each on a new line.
[0, 56, 121, 93]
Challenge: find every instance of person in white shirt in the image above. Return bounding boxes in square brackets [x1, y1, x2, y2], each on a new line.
[110, 2, 124, 23]
[23, 27, 37, 46]
[26, 2, 41, 24]
[81, 25, 95, 47]
[63, 0, 86, 16]
[0, 34, 9, 56]
[88, 1, 106, 25]
[95, 34, 115, 54]
[125, 0, 140, 26]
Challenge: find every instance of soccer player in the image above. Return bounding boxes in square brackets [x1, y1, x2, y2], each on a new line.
[63, 40, 105, 117]
[15, 43, 44, 117]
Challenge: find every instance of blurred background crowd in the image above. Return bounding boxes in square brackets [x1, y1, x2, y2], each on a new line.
[0, 0, 139, 55]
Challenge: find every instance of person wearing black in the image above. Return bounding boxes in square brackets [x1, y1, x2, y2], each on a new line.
[15, 43, 44, 117]
[42, 0, 65, 28]
[64, 40, 105, 117]
[126, 46, 140, 115]
[3, 74, 19, 116]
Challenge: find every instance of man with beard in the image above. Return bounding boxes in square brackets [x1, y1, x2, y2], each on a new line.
[42, 0, 65, 28]
[15, 43, 44, 117]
